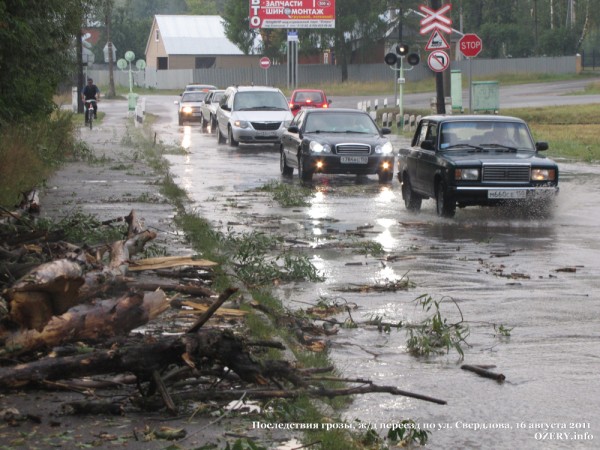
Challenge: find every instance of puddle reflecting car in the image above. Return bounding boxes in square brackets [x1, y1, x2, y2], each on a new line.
[174, 91, 209, 125]
[215, 85, 293, 147]
[280, 108, 395, 183]
[397, 115, 559, 217]
[289, 89, 331, 116]
[200, 89, 225, 129]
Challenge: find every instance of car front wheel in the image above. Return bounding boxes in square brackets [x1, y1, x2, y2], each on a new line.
[298, 154, 313, 181]
[402, 174, 422, 211]
[216, 124, 226, 144]
[436, 181, 456, 217]
[280, 150, 293, 176]
[228, 126, 239, 147]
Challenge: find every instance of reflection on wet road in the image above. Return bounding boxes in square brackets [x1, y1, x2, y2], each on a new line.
[151, 100, 600, 449]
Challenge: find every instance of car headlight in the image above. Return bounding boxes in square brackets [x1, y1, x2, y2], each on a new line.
[455, 168, 480, 181]
[182, 106, 193, 114]
[233, 120, 250, 129]
[531, 168, 556, 181]
[309, 141, 331, 153]
[375, 141, 393, 154]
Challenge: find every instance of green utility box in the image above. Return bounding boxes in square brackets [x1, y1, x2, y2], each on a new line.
[451, 70, 463, 112]
[128, 92, 139, 111]
[472, 81, 499, 113]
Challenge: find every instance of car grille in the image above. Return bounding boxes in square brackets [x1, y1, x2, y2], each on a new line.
[335, 144, 371, 155]
[482, 164, 530, 183]
[251, 122, 281, 131]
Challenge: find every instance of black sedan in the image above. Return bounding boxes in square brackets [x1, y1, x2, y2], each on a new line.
[280, 108, 395, 183]
[397, 115, 559, 217]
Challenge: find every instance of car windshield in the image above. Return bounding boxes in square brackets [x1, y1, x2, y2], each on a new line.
[233, 91, 288, 111]
[294, 91, 324, 103]
[304, 112, 379, 134]
[182, 92, 206, 102]
[439, 121, 535, 151]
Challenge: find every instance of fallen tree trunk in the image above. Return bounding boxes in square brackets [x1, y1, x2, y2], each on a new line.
[1, 290, 168, 355]
[0, 328, 262, 388]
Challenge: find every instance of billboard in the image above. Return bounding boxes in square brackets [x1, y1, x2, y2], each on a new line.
[249, 0, 336, 29]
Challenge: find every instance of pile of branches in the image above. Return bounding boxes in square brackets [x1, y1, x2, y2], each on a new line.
[0, 199, 445, 425]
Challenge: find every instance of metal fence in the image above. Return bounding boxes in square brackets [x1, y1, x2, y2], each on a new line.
[86, 55, 579, 91]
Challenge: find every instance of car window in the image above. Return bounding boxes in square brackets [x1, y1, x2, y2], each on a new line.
[233, 91, 288, 111]
[213, 92, 224, 103]
[182, 93, 204, 102]
[440, 121, 535, 150]
[290, 110, 304, 128]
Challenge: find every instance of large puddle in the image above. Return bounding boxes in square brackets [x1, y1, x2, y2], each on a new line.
[157, 116, 599, 449]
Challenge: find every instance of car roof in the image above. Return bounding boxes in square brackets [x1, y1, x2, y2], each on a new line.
[423, 114, 526, 124]
[228, 85, 282, 92]
[302, 108, 365, 115]
[292, 89, 325, 93]
[185, 84, 217, 88]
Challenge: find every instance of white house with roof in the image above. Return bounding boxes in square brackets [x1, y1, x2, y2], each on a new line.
[145, 15, 261, 70]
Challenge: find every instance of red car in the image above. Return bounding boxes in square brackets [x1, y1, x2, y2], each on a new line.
[289, 89, 331, 116]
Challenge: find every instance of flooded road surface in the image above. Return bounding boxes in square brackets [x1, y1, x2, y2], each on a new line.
[147, 96, 599, 449]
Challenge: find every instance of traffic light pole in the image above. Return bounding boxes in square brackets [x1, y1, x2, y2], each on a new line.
[432, 0, 446, 114]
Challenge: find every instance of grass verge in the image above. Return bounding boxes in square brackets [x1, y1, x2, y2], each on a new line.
[128, 116, 375, 449]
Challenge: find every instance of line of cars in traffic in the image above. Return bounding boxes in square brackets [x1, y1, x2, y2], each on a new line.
[176, 84, 559, 216]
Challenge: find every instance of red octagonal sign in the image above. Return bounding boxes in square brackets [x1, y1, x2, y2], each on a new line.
[459, 33, 483, 58]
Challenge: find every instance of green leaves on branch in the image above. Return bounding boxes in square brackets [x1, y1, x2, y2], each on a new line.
[406, 294, 470, 359]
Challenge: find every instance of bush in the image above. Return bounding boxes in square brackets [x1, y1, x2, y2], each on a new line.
[0, 110, 77, 207]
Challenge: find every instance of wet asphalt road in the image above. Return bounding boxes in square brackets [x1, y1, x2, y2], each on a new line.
[141, 88, 600, 449]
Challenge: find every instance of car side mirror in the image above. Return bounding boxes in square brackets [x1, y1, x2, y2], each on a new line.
[380, 127, 391, 135]
[420, 140, 435, 151]
[287, 125, 300, 133]
[328, 99, 332, 104]
[221, 104, 230, 111]
[292, 104, 301, 111]
[535, 141, 549, 151]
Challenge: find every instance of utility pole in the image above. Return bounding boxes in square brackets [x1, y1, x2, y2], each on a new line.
[432, 0, 446, 114]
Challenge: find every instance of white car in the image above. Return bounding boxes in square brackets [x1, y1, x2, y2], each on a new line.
[215, 86, 293, 147]
[199, 89, 224, 130]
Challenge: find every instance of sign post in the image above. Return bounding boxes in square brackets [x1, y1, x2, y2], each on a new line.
[419, 1, 452, 113]
[259, 56, 271, 84]
[459, 33, 483, 113]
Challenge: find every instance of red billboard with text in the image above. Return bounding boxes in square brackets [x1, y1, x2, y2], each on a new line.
[249, 0, 336, 29]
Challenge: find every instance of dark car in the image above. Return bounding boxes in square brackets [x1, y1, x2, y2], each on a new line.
[397, 115, 559, 217]
[289, 89, 331, 116]
[280, 108, 395, 183]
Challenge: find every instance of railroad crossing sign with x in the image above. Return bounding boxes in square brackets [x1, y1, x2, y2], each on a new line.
[419, 4, 452, 35]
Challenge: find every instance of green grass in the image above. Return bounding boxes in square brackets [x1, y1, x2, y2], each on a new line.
[502, 104, 600, 162]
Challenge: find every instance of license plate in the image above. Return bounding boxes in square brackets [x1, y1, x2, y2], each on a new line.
[488, 189, 527, 199]
[341, 156, 368, 164]
[257, 131, 276, 137]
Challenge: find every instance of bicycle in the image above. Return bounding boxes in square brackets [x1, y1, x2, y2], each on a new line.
[84, 99, 97, 130]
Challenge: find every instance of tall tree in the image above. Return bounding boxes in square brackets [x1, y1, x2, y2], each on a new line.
[0, 0, 82, 123]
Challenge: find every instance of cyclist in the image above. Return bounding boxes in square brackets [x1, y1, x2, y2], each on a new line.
[81, 78, 100, 122]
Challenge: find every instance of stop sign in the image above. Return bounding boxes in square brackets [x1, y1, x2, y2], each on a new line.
[459, 34, 483, 58]
[259, 57, 271, 69]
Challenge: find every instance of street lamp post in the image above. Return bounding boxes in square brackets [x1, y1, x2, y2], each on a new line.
[117, 51, 146, 111]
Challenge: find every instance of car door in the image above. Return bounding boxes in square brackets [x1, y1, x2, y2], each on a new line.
[201, 92, 213, 118]
[405, 121, 430, 193]
[216, 90, 233, 135]
[282, 110, 305, 168]
[416, 122, 441, 197]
